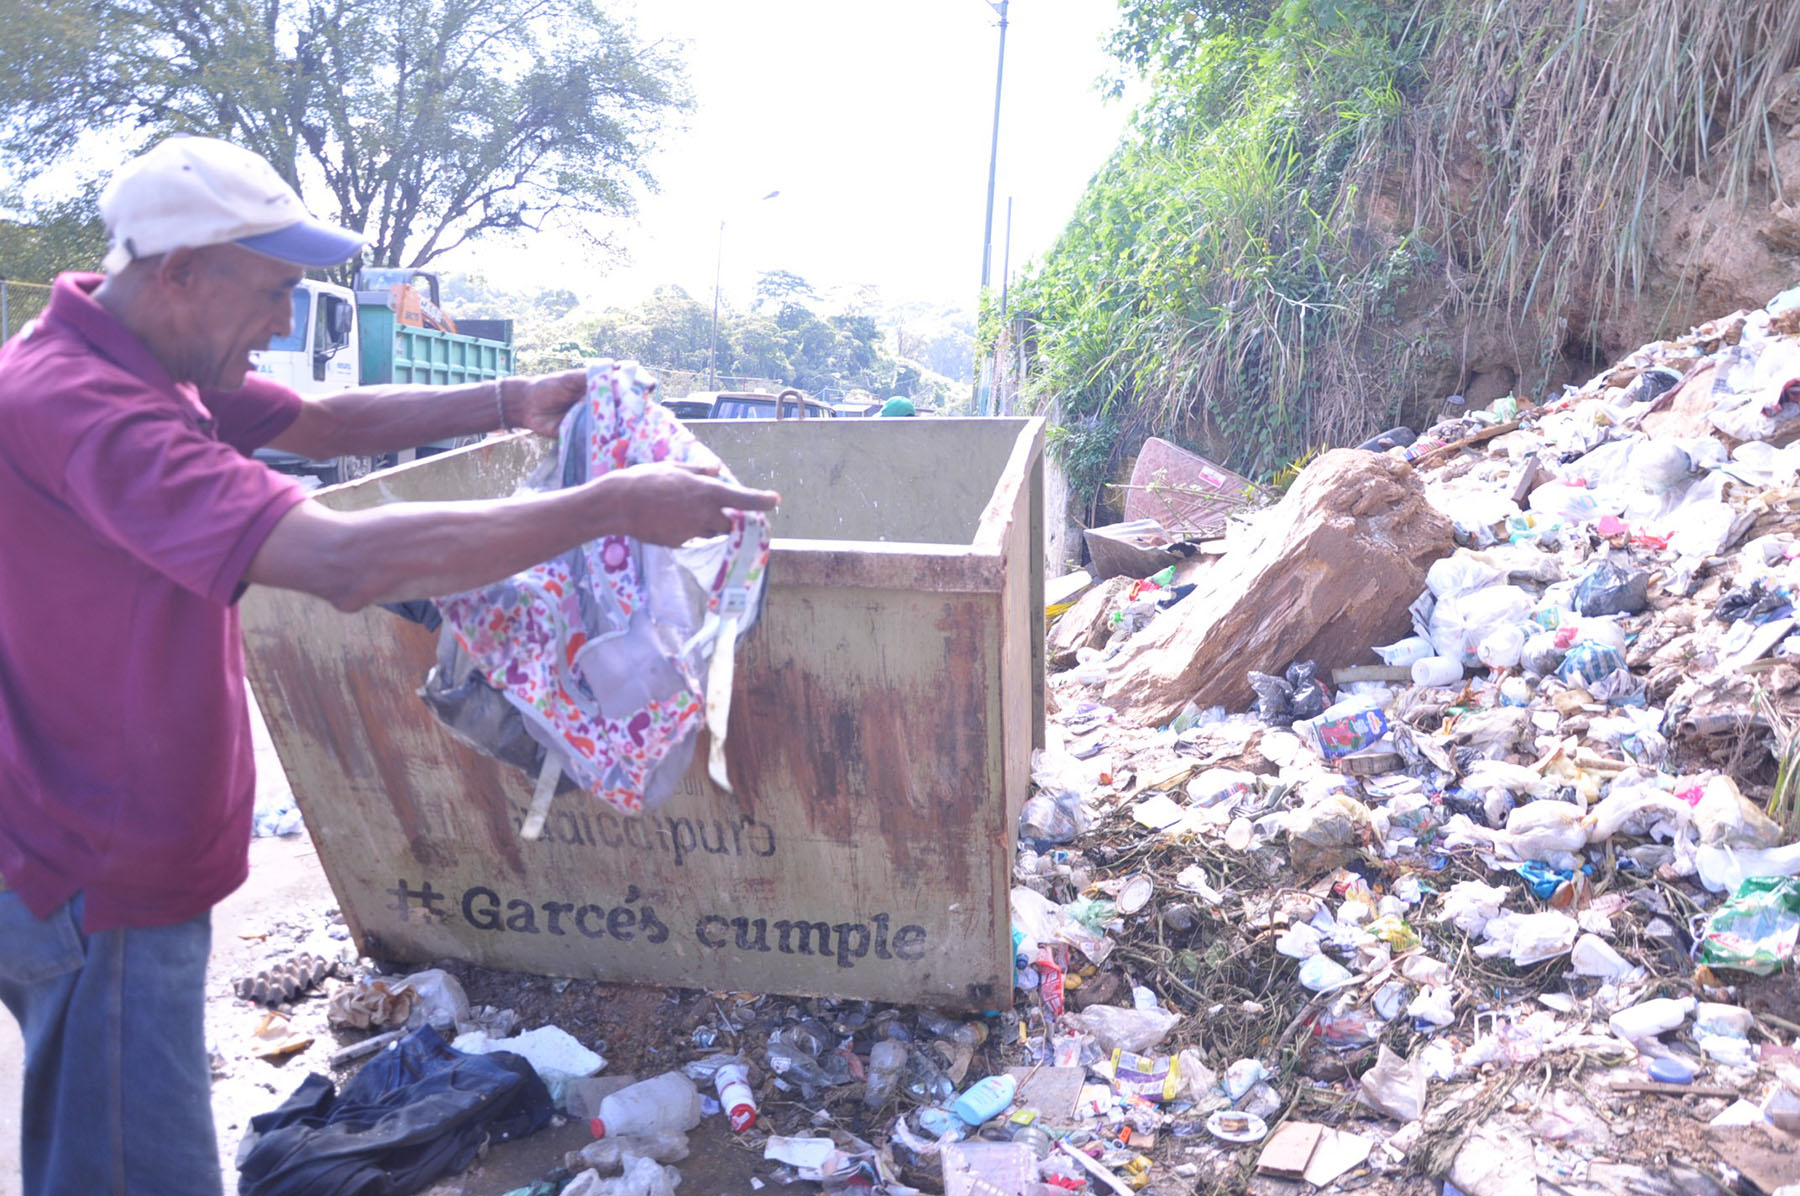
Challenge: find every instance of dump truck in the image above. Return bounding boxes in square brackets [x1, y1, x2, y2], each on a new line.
[251, 269, 515, 485]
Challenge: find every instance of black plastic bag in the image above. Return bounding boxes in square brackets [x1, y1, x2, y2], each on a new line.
[1247, 671, 1295, 725]
[1285, 660, 1329, 721]
[1574, 559, 1649, 617]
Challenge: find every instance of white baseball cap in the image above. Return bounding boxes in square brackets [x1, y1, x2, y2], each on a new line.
[99, 136, 367, 273]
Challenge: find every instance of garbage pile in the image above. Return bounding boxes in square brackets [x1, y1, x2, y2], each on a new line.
[1023, 282, 1800, 1194]
[233, 284, 1800, 1196]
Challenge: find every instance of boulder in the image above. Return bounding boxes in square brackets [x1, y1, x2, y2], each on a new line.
[1102, 450, 1454, 724]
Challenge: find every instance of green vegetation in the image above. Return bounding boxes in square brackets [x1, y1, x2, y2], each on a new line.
[1009, 0, 1800, 510]
[447, 272, 973, 406]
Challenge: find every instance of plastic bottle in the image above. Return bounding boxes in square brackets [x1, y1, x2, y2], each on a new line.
[864, 1040, 907, 1109]
[1608, 996, 1696, 1041]
[714, 1060, 757, 1132]
[1411, 655, 1463, 687]
[1694, 1002, 1754, 1038]
[1011, 1123, 1054, 1159]
[766, 1040, 832, 1088]
[589, 1071, 702, 1139]
[951, 1073, 1017, 1125]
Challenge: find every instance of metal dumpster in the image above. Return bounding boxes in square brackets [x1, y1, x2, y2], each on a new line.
[241, 416, 1045, 1010]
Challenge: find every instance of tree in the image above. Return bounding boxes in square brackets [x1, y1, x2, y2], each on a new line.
[0, 193, 107, 280]
[753, 270, 815, 311]
[0, 0, 689, 270]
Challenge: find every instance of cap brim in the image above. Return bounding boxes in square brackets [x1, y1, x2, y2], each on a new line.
[234, 218, 367, 267]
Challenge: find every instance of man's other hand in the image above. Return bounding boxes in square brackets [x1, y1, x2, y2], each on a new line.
[512, 369, 589, 437]
[598, 462, 781, 546]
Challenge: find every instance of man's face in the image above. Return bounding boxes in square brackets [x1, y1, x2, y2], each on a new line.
[164, 245, 304, 390]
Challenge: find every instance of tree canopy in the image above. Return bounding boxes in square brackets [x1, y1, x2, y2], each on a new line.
[0, 0, 689, 269]
[461, 274, 972, 408]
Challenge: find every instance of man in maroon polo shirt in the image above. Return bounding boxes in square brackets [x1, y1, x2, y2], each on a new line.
[0, 137, 779, 1196]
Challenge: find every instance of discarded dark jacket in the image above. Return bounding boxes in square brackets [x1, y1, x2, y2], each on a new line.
[236, 1025, 553, 1196]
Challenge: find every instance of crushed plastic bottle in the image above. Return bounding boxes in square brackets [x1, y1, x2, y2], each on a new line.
[902, 1049, 955, 1104]
[864, 1040, 907, 1109]
[766, 1040, 832, 1090]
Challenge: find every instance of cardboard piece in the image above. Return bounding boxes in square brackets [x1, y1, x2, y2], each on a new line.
[1254, 1121, 1373, 1186]
[1255, 1121, 1325, 1178]
[1303, 1128, 1374, 1187]
[1708, 1125, 1800, 1193]
[1005, 1066, 1086, 1124]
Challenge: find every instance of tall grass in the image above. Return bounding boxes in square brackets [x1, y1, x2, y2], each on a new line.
[1409, 0, 1800, 352]
[1009, 0, 1800, 511]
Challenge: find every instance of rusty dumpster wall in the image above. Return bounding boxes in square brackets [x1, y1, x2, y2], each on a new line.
[241, 417, 1044, 1010]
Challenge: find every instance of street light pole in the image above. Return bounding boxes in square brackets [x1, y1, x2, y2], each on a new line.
[979, 0, 1009, 298]
[977, 0, 1010, 416]
[708, 190, 781, 392]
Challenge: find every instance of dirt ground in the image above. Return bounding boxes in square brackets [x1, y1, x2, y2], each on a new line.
[202, 833, 770, 1196]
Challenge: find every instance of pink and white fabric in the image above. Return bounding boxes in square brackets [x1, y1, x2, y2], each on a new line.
[436, 360, 770, 819]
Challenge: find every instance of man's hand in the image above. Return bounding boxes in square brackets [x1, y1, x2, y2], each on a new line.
[596, 462, 781, 546]
[510, 368, 589, 437]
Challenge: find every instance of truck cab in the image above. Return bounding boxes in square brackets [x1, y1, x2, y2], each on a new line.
[249, 280, 366, 484]
[257, 281, 358, 394]
[248, 270, 515, 486]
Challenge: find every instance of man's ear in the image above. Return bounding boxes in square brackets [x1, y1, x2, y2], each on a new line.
[156, 246, 206, 292]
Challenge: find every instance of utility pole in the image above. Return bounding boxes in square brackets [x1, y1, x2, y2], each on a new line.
[707, 220, 725, 390]
[976, 0, 1009, 416]
[707, 191, 780, 391]
[1001, 196, 1013, 320]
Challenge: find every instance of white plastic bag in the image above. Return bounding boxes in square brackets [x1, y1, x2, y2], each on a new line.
[1427, 552, 1504, 599]
[1358, 1045, 1427, 1121]
[1429, 585, 1535, 666]
[1298, 955, 1355, 992]
[1627, 439, 1693, 493]
[1477, 910, 1578, 966]
[1407, 986, 1456, 1027]
[1501, 801, 1588, 866]
[1585, 786, 1692, 845]
[1665, 499, 1739, 559]
[1528, 481, 1603, 525]
[1569, 933, 1636, 979]
[1060, 1004, 1180, 1055]
[1438, 881, 1510, 935]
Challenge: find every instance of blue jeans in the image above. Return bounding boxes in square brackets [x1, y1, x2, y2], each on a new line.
[0, 891, 220, 1196]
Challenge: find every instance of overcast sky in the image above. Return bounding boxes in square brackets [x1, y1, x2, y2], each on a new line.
[445, 0, 1135, 313]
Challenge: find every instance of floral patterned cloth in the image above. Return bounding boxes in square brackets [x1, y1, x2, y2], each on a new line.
[435, 361, 770, 815]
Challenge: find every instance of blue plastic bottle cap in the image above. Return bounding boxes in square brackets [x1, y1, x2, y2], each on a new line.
[1647, 1055, 1699, 1084]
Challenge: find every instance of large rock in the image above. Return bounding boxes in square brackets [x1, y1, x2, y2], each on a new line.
[1102, 450, 1453, 724]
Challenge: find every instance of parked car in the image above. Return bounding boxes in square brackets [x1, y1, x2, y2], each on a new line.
[684, 388, 836, 420]
[660, 398, 716, 421]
